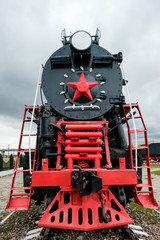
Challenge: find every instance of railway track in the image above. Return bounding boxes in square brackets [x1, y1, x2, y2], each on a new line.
[23, 224, 149, 240]
[122, 225, 139, 240]
[37, 227, 51, 240]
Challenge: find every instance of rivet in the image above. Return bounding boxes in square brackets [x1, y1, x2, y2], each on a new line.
[64, 99, 69, 103]
[100, 90, 105, 94]
[80, 66, 84, 70]
[96, 74, 101, 77]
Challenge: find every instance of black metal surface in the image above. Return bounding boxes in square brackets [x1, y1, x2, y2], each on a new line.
[101, 202, 111, 223]
[42, 36, 124, 120]
[149, 143, 160, 155]
[49, 123, 64, 133]
[117, 185, 126, 208]
[72, 169, 102, 196]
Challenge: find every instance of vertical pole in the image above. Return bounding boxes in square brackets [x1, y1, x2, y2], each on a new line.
[94, 157, 100, 168]
[0, 154, 3, 171]
[67, 157, 73, 169]
[10, 154, 14, 169]
[29, 65, 42, 174]
[56, 126, 62, 169]
[125, 84, 138, 170]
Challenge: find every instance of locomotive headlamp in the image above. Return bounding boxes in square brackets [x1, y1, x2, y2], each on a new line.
[71, 31, 92, 51]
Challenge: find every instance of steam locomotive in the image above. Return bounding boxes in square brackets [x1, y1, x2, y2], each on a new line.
[6, 30, 158, 230]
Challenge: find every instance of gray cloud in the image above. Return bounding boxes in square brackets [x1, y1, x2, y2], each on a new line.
[0, 0, 160, 147]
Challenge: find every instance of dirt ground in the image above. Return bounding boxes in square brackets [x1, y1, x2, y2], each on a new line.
[0, 167, 160, 215]
[0, 172, 23, 214]
[143, 167, 160, 206]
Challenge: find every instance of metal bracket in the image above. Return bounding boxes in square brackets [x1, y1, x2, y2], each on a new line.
[72, 169, 102, 196]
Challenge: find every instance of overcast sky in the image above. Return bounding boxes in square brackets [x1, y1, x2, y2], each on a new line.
[0, 0, 160, 149]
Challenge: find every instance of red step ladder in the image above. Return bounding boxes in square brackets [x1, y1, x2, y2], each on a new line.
[6, 106, 39, 211]
[122, 103, 158, 208]
[57, 119, 112, 169]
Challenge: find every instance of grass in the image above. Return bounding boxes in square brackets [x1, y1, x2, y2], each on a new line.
[130, 201, 157, 213]
[1, 156, 16, 171]
[150, 164, 160, 168]
[129, 199, 160, 224]
[0, 200, 38, 240]
[151, 170, 160, 175]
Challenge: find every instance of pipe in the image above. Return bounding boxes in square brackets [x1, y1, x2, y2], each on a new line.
[101, 202, 110, 223]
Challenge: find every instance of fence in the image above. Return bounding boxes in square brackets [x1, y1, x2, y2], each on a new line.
[0, 154, 24, 171]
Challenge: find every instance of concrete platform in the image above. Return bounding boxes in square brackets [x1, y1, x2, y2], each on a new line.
[0, 168, 23, 177]
[0, 169, 13, 177]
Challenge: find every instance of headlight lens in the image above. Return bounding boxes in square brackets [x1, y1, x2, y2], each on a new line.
[71, 31, 92, 51]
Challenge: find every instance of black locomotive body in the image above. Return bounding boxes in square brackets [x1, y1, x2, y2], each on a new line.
[40, 30, 128, 166]
[6, 30, 158, 230]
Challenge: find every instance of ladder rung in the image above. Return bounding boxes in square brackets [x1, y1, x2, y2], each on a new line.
[24, 119, 39, 122]
[133, 166, 150, 169]
[127, 116, 141, 119]
[11, 193, 30, 196]
[21, 134, 37, 136]
[16, 169, 33, 172]
[25, 106, 40, 110]
[137, 191, 152, 194]
[123, 104, 139, 108]
[11, 187, 31, 190]
[136, 184, 152, 188]
[132, 146, 148, 150]
[19, 149, 35, 153]
[130, 129, 146, 133]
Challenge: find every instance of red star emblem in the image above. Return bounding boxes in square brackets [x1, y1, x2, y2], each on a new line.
[67, 72, 98, 101]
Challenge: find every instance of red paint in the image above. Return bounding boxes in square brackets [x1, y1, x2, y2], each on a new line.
[122, 103, 158, 208]
[119, 158, 126, 170]
[67, 72, 97, 101]
[38, 188, 133, 230]
[6, 106, 40, 211]
[42, 158, 48, 171]
[6, 105, 158, 232]
[32, 169, 137, 187]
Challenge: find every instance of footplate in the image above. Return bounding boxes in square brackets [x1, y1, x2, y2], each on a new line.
[38, 188, 133, 230]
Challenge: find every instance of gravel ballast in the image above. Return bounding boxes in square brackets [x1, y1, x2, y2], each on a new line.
[0, 167, 160, 239]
